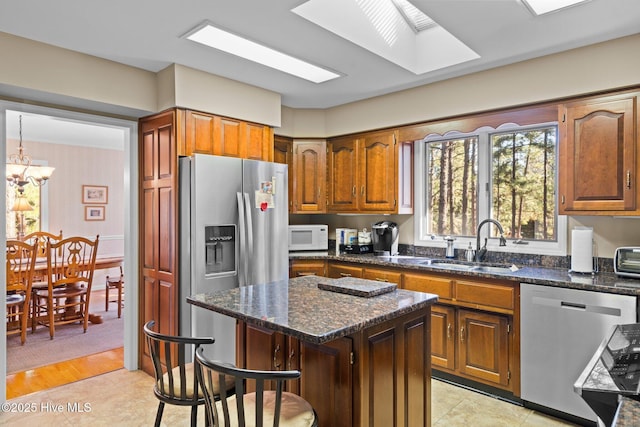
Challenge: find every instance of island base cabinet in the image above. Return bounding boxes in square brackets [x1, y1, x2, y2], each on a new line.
[238, 307, 432, 427]
[354, 308, 431, 427]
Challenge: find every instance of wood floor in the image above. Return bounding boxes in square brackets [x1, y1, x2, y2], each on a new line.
[5, 347, 124, 399]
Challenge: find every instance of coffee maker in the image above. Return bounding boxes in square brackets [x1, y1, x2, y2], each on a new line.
[372, 221, 399, 256]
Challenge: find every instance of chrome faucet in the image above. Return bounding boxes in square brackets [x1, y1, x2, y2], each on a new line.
[475, 219, 507, 262]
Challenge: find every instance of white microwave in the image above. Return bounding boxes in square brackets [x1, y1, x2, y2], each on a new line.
[288, 225, 328, 252]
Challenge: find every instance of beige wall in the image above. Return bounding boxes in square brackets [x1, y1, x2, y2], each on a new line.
[0, 32, 157, 114]
[7, 138, 124, 284]
[279, 33, 640, 138]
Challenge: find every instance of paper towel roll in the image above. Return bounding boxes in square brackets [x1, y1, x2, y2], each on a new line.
[571, 227, 593, 273]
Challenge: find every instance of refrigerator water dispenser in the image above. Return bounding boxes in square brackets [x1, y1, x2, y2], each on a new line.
[204, 225, 236, 275]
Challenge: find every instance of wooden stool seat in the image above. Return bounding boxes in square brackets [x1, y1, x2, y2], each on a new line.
[105, 266, 124, 318]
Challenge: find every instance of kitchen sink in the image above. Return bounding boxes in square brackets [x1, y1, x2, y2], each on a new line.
[470, 265, 518, 274]
[420, 260, 474, 270]
[420, 259, 518, 274]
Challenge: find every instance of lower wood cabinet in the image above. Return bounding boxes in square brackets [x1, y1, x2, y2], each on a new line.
[328, 262, 363, 278]
[289, 259, 326, 278]
[404, 272, 516, 392]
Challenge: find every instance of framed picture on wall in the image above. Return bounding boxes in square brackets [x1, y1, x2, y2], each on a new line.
[82, 185, 108, 204]
[85, 205, 105, 221]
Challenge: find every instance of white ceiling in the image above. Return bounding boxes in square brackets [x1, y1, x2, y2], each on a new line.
[0, 0, 639, 110]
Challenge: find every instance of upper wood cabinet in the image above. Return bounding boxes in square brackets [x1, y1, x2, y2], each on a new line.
[327, 129, 413, 214]
[183, 109, 273, 161]
[559, 92, 639, 214]
[273, 136, 293, 212]
[292, 140, 327, 213]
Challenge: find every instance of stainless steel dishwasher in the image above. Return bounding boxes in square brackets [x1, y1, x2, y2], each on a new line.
[520, 283, 637, 423]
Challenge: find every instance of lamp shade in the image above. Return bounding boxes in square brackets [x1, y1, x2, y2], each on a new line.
[11, 196, 33, 212]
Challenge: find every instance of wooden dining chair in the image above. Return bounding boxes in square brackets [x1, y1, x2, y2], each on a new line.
[195, 347, 318, 427]
[143, 320, 235, 427]
[32, 235, 99, 339]
[6, 240, 38, 345]
[105, 265, 124, 318]
[22, 230, 63, 257]
[25, 231, 64, 332]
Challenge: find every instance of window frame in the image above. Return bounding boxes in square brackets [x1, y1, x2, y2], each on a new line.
[414, 121, 567, 256]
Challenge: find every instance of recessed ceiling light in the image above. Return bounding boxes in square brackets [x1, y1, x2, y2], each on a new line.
[184, 23, 341, 84]
[522, 0, 590, 16]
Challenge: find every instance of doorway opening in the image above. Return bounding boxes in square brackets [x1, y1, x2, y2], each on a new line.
[2, 104, 137, 399]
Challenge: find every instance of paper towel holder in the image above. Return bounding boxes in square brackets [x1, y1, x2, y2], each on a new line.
[569, 228, 599, 276]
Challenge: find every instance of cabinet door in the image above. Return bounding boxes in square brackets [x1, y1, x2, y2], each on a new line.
[457, 309, 510, 387]
[431, 305, 456, 371]
[327, 263, 363, 279]
[299, 338, 353, 427]
[293, 140, 326, 213]
[290, 260, 326, 278]
[273, 136, 293, 212]
[184, 110, 215, 155]
[358, 131, 397, 211]
[215, 117, 243, 158]
[560, 95, 637, 212]
[243, 323, 287, 391]
[139, 110, 179, 375]
[362, 267, 402, 287]
[243, 122, 272, 161]
[327, 137, 358, 212]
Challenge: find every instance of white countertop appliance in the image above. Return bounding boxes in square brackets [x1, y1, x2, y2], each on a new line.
[288, 224, 328, 252]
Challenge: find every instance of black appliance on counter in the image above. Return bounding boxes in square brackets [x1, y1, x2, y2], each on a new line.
[340, 244, 372, 254]
[372, 221, 398, 256]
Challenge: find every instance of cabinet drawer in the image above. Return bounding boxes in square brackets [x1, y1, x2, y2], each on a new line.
[328, 264, 364, 279]
[362, 268, 402, 286]
[403, 273, 453, 300]
[455, 280, 514, 311]
[290, 260, 326, 278]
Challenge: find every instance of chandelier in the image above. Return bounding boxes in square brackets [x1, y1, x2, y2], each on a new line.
[6, 115, 55, 194]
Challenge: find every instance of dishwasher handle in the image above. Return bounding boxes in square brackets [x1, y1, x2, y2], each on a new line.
[561, 301, 587, 310]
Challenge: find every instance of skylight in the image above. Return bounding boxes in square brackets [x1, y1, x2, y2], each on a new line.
[522, 0, 590, 16]
[292, 0, 479, 75]
[391, 0, 437, 33]
[184, 23, 341, 84]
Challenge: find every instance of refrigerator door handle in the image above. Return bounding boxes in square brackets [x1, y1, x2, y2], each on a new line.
[243, 192, 254, 284]
[237, 192, 247, 287]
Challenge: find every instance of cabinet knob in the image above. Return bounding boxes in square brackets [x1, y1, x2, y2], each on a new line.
[460, 326, 465, 342]
[627, 170, 632, 190]
[339, 273, 352, 277]
[447, 323, 452, 340]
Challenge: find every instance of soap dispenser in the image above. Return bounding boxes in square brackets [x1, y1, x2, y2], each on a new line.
[465, 242, 475, 262]
[444, 236, 455, 258]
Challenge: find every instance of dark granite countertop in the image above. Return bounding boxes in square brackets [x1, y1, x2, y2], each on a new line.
[187, 275, 438, 344]
[614, 397, 640, 427]
[290, 253, 640, 296]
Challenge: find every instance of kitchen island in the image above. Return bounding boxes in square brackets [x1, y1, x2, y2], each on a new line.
[188, 275, 439, 427]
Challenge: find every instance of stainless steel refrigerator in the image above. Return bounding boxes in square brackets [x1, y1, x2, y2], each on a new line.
[179, 154, 289, 363]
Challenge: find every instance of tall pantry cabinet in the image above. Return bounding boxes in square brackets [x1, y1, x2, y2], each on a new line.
[138, 108, 273, 374]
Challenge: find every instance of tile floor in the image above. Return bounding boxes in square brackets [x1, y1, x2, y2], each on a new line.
[1, 369, 578, 426]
